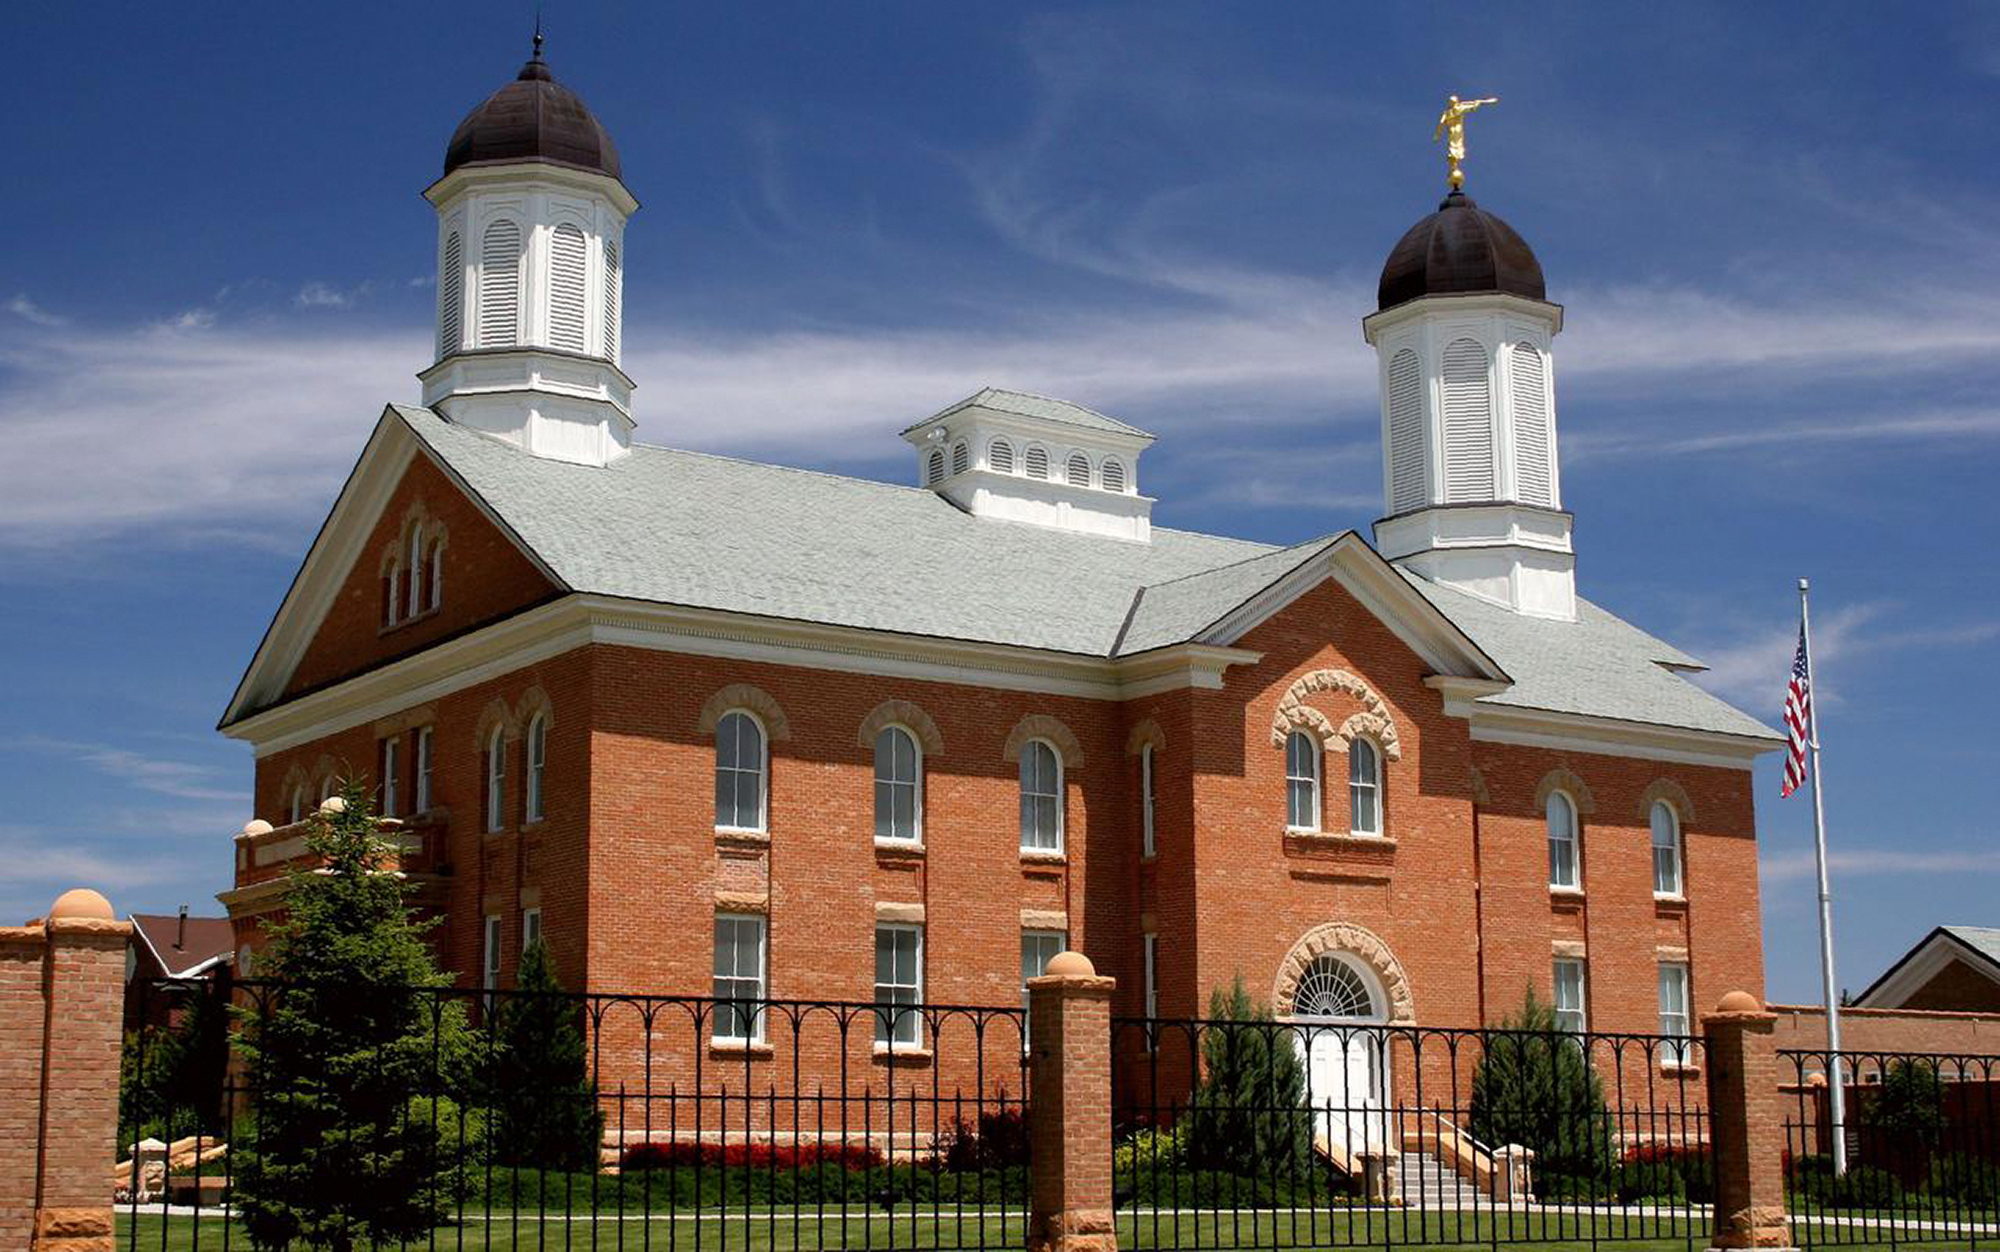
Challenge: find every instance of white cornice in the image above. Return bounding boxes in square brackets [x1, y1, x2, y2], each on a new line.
[1445, 698, 1780, 769]
[1361, 291, 1564, 344]
[424, 161, 640, 216]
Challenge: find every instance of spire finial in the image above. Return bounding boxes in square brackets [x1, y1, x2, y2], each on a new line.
[532, 8, 545, 61]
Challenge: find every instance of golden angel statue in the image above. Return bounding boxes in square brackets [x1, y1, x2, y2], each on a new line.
[1434, 94, 1498, 189]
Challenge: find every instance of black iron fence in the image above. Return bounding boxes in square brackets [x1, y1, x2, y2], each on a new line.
[1781, 1047, 2000, 1248]
[119, 976, 1029, 1250]
[1110, 1015, 1711, 1249]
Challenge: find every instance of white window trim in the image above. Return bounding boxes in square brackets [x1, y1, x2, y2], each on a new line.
[288, 787, 304, 825]
[1285, 730, 1322, 833]
[873, 724, 924, 844]
[522, 907, 543, 953]
[380, 735, 400, 818]
[1019, 737, 1064, 854]
[427, 541, 443, 611]
[1658, 961, 1692, 1065]
[1348, 737, 1382, 836]
[1651, 801, 1684, 899]
[1547, 791, 1582, 891]
[1143, 933, 1159, 1051]
[485, 727, 506, 834]
[714, 708, 769, 834]
[525, 714, 548, 824]
[1139, 743, 1156, 858]
[714, 913, 769, 1044]
[407, 524, 425, 619]
[384, 559, 403, 626]
[414, 726, 434, 813]
[482, 914, 503, 994]
[874, 922, 924, 1049]
[1553, 957, 1588, 1034]
[1021, 928, 1068, 1025]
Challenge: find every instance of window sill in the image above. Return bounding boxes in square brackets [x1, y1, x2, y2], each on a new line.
[1660, 1060, 1701, 1077]
[376, 605, 443, 639]
[874, 837, 925, 859]
[716, 828, 771, 846]
[522, 818, 547, 833]
[1139, 852, 1158, 866]
[1019, 850, 1067, 867]
[1653, 893, 1688, 909]
[1549, 885, 1586, 901]
[1282, 831, 1395, 878]
[871, 1044, 932, 1065]
[710, 1039, 774, 1058]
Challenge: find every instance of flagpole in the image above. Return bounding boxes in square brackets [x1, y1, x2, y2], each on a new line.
[1799, 576, 1848, 1176]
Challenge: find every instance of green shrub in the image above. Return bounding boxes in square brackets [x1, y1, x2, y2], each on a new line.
[1614, 1160, 1686, 1204]
[484, 940, 604, 1172]
[1114, 1122, 1190, 1179]
[1468, 989, 1613, 1186]
[1187, 978, 1312, 1174]
[1874, 1060, 1947, 1150]
[1830, 1164, 1903, 1210]
[1926, 1151, 2000, 1208]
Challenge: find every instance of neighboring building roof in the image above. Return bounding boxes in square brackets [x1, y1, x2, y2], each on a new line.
[1377, 189, 1546, 312]
[443, 54, 622, 181]
[390, 404, 1777, 743]
[903, 387, 1156, 441]
[1856, 926, 2000, 1009]
[129, 913, 235, 979]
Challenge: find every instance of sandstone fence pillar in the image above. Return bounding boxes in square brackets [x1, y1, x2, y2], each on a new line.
[1027, 951, 1117, 1252]
[0, 889, 132, 1252]
[1703, 989, 1797, 1252]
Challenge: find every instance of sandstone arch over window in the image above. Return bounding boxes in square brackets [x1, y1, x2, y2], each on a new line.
[513, 685, 555, 734]
[697, 683, 792, 742]
[1638, 778, 1696, 827]
[1534, 767, 1596, 816]
[1268, 668, 1403, 760]
[473, 698, 519, 751]
[1273, 921, 1415, 1025]
[1124, 718, 1166, 758]
[1002, 714, 1082, 770]
[857, 699, 944, 758]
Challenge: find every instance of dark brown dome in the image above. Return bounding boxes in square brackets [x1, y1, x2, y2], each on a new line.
[444, 56, 622, 181]
[1377, 189, 1544, 311]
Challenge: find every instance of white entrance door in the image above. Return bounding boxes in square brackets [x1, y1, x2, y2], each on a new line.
[1288, 955, 1388, 1161]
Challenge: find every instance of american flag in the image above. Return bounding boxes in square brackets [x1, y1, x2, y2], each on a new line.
[1782, 623, 1812, 798]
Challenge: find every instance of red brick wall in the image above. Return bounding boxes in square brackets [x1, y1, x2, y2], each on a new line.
[283, 451, 559, 701]
[1770, 1003, 2000, 1055]
[1893, 958, 2000, 1014]
[0, 930, 47, 1252]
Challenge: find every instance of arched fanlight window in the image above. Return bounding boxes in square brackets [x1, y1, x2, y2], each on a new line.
[1291, 955, 1376, 1019]
[1285, 731, 1320, 831]
[1065, 453, 1092, 487]
[951, 442, 970, 476]
[1019, 740, 1062, 852]
[1547, 791, 1580, 889]
[926, 449, 946, 485]
[873, 726, 921, 842]
[1101, 459, 1127, 493]
[715, 711, 767, 832]
[525, 714, 548, 823]
[1348, 739, 1381, 835]
[485, 728, 506, 833]
[1650, 800, 1683, 896]
[478, 220, 522, 349]
[989, 438, 1015, 474]
[1025, 445, 1050, 479]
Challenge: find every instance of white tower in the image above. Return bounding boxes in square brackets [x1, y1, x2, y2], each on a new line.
[420, 38, 638, 467]
[1361, 188, 1574, 620]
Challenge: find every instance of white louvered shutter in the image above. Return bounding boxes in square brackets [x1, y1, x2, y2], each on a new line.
[1066, 454, 1091, 486]
[602, 237, 621, 361]
[478, 221, 521, 348]
[438, 231, 463, 359]
[990, 439, 1014, 473]
[926, 449, 946, 484]
[1510, 343, 1553, 506]
[1440, 338, 1495, 501]
[1385, 348, 1425, 512]
[549, 224, 588, 352]
[1025, 446, 1050, 479]
[952, 442, 970, 476]
[1101, 459, 1126, 493]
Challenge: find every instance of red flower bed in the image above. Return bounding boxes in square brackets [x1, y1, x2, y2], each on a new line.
[619, 1141, 886, 1172]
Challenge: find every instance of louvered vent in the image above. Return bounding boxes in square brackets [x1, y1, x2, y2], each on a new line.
[549, 224, 588, 353]
[990, 438, 1015, 473]
[952, 442, 970, 476]
[926, 449, 946, 485]
[1066, 454, 1091, 486]
[602, 237, 620, 361]
[438, 231, 463, 360]
[1440, 338, 1495, 501]
[478, 220, 521, 349]
[1510, 343, 1553, 506]
[1101, 459, 1126, 493]
[1025, 446, 1050, 479]
[1385, 348, 1425, 512]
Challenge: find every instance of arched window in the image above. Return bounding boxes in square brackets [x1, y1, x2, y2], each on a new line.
[1025, 445, 1050, 479]
[1440, 337, 1495, 501]
[383, 559, 402, 627]
[1348, 739, 1381, 835]
[407, 523, 425, 619]
[427, 540, 444, 611]
[926, 449, 946, 485]
[1650, 800, 1683, 897]
[525, 714, 548, 823]
[989, 438, 1015, 474]
[485, 728, 506, 833]
[438, 229, 463, 358]
[1019, 740, 1062, 852]
[1510, 343, 1553, 506]
[548, 222, 588, 352]
[1285, 731, 1320, 831]
[715, 711, 766, 832]
[602, 237, 621, 361]
[319, 775, 339, 803]
[1101, 459, 1127, 493]
[478, 220, 522, 348]
[951, 441, 970, 476]
[873, 726, 921, 842]
[288, 787, 304, 825]
[1065, 453, 1092, 487]
[1139, 742, 1155, 858]
[1385, 347, 1425, 512]
[1547, 791, 1580, 889]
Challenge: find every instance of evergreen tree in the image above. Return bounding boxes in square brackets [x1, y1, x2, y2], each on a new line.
[1188, 977, 1312, 1172]
[485, 938, 604, 1170]
[1468, 988, 1613, 1187]
[232, 784, 479, 1252]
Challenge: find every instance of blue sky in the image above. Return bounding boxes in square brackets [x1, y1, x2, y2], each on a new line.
[2, 2, 1996, 1005]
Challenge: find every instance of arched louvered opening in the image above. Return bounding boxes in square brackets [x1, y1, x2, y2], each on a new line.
[1385, 348, 1426, 512]
[926, 449, 946, 485]
[437, 230, 463, 359]
[549, 223, 588, 353]
[1025, 445, 1050, 479]
[1440, 338, 1495, 501]
[989, 438, 1015, 474]
[951, 442, 970, 476]
[1510, 343, 1553, 506]
[478, 220, 522, 349]
[1101, 459, 1127, 493]
[602, 237, 621, 361]
[1065, 453, 1092, 487]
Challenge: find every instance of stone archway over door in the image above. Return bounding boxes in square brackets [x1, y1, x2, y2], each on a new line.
[1272, 921, 1416, 1026]
[1273, 923, 1414, 1165]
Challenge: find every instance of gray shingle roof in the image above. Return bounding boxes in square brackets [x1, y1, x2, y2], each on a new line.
[400, 405, 1776, 741]
[902, 387, 1156, 440]
[1944, 927, 2000, 967]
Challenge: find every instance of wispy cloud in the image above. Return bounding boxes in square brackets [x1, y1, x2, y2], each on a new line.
[4, 736, 241, 803]
[6, 294, 66, 327]
[1687, 602, 2000, 709]
[1761, 844, 2000, 883]
[295, 281, 357, 309]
